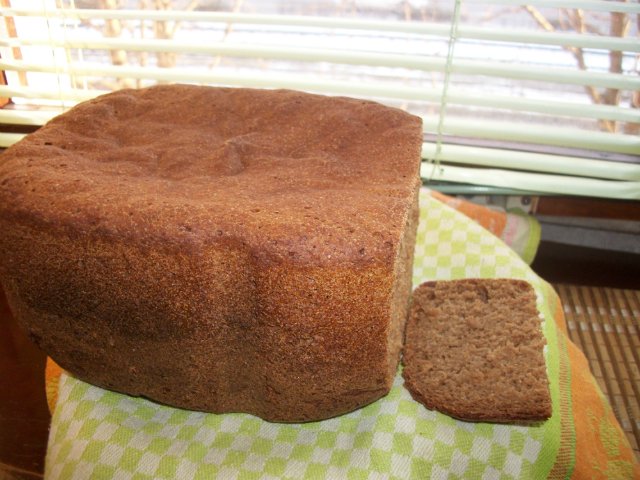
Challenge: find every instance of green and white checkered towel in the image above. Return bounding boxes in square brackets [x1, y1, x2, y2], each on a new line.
[45, 190, 562, 479]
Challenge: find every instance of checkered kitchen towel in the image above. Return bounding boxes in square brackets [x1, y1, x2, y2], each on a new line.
[44, 190, 564, 479]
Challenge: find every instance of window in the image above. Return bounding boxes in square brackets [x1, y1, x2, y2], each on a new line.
[1, 0, 639, 198]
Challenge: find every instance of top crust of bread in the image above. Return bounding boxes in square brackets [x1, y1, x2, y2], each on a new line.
[0, 85, 422, 265]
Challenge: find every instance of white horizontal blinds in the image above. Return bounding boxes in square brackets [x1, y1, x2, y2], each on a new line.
[0, 0, 639, 199]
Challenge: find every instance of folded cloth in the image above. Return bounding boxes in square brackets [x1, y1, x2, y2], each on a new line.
[43, 190, 638, 479]
[427, 190, 541, 264]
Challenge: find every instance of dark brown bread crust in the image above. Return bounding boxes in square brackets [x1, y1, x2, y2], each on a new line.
[0, 85, 422, 422]
[402, 279, 552, 423]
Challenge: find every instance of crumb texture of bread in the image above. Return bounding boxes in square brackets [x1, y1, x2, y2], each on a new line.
[402, 279, 552, 423]
[0, 85, 422, 422]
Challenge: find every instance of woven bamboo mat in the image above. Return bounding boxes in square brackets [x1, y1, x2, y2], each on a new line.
[554, 284, 640, 460]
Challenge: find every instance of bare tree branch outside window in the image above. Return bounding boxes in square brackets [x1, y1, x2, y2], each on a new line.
[523, 4, 638, 134]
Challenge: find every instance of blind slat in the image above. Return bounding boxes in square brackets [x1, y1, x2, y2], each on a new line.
[459, 26, 639, 52]
[422, 163, 640, 200]
[0, 85, 102, 101]
[421, 143, 640, 181]
[447, 90, 638, 124]
[422, 117, 639, 155]
[474, 0, 640, 14]
[0, 109, 57, 125]
[452, 60, 637, 91]
[0, 133, 27, 147]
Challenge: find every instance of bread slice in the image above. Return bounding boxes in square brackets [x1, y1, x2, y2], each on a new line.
[0, 85, 422, 422]
[402, 279, 552, 423]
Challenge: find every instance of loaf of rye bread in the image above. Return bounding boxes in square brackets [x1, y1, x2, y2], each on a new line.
[0, 85, 423, 422]
[402, 279, 552, 423]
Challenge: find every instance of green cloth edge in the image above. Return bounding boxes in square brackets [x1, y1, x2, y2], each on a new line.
[543, 280, 577, 479]
[521, 213, 541, 265]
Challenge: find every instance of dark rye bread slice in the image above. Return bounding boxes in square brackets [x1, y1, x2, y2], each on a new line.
[402, 279, 552, 423]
